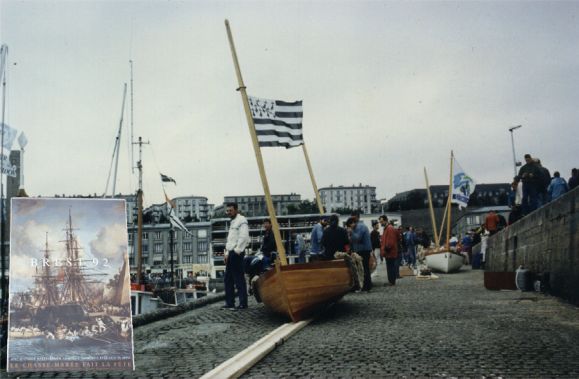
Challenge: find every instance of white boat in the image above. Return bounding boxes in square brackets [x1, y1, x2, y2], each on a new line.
[425, 251, 463, 273]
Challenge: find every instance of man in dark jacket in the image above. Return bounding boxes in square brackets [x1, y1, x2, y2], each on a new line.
[569, 168, 579, 190]
[536, 159, 551, 207]
[518, 154, 542, 215]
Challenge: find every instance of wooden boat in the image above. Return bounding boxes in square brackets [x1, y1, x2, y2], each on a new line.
[255, 260, 353, 322]
[225, 20, 354, 322]
[423, 151, 473, 274]
[425, 251, 463, 273]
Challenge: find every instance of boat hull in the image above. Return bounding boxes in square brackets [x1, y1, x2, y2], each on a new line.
[256, 260, 353, 322]
[425, 251, 463, 273]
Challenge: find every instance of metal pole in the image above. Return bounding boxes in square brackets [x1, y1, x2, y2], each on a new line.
[509, 125, 522, 178]
[170, 229, 174, 287]
[510, 130, 517, 177]
[0, 44, 8, 316]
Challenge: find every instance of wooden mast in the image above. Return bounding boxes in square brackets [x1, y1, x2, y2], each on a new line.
[445, 151, 454, 250]
[437, 200, 449, 246]
[302, 143, 324, 214]
[423, 167, 440, 247]
[224, 19, 288, 265]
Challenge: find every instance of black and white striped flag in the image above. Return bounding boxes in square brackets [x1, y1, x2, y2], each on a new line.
[248, 96, 303, 148]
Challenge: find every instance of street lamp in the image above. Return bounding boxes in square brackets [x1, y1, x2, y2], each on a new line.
[508, 125, 522, 177]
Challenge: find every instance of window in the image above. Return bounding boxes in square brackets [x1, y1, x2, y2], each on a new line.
[198, 230, 207, 238]
[154, 231, 162, 240]
[182, 255, 193, 263]
[154, 243, 163, 253]
[197, 255, 208, 264]
[142, 244, 149, 253]
[128, 234, 133, 242]
[183, 242, 192, 252]
[198, 240, 208, 252]
[142, 232, 148, 240]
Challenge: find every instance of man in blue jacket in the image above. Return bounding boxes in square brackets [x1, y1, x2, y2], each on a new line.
[349, 211, 373, 292]
[548, 171, 569, 201]
[309, 216, 327, 261]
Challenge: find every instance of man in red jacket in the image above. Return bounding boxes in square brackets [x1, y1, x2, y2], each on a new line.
[379, 215, 400, 286]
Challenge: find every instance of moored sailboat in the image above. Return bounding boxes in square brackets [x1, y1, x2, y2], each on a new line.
[424, 152, 464, 273]
[225, 20, 354, 322]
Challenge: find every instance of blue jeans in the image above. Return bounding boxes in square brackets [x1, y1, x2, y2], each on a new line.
[224, 251, 247, 308]
[407, 245, 416, 267]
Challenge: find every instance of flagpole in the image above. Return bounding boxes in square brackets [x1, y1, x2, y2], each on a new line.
[0, 44, 8, 317]
[224, 19, 288, 265]
[446, 151, 454, 250]
[423, 168, 440, 247]
[302, 143, 324, 214]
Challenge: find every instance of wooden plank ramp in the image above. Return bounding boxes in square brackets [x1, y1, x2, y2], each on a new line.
[200, 319, 312, 379]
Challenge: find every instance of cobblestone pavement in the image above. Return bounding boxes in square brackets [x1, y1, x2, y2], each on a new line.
[244, 264, 579, 378]
[3, 263, 579, 378]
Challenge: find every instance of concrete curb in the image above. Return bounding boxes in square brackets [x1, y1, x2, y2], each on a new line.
[132, 292, 226, 328]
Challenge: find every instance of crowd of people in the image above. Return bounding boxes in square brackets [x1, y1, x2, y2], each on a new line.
[221, 202, 442, 310]
[221, 159, 578, 309]
[510, 153, 577, 224]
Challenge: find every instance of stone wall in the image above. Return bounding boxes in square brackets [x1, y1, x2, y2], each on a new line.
[486, 186, 578, 304]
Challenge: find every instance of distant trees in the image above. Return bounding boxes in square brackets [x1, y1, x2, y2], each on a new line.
[286, 200, 321, 215]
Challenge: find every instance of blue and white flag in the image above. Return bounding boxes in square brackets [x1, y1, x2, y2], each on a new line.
[248, 96, 303, 149]
[451, 158, 476, 209]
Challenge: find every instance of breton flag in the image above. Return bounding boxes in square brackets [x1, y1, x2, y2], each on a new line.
[160, 173, 176, 184]
[451, 158, 476, 209]
[164, 192, 193, 236]
[248, 96, 303, 148]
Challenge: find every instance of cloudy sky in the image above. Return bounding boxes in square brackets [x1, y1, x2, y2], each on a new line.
[1, 1, 578, 207]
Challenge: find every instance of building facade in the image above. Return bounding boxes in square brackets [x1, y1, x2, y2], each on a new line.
[319, 184, 377, 214]
[128, 221, 211, 278]
[386, 183, 510, 211]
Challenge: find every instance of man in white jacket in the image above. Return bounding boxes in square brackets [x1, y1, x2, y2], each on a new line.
[223, 202, 250, 310]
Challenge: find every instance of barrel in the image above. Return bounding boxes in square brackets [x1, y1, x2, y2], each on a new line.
[515, 266, 531, 291]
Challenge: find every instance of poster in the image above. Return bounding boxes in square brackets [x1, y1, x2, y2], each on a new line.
[7, 198, 134, 372]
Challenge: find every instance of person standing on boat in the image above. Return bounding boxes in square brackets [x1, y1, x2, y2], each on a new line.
[349, 211, 373, 291]
[309, 216, 327, 261]
[223, 202, 250, 310]
[321, 214, 349, 260]
[261, 219, 276, 269]
[379, 215, 399, 286]
[293, 232, 306, 263]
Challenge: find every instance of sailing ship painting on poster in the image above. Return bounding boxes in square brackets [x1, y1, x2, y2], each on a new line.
[7, 198, 134, 372]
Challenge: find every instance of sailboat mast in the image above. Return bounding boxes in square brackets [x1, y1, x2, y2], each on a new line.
[112, 83, 128, 197]
[136, 136, 145, 284]
[130, 60, 135, 175]
[224, 19, 288, 265]
[423, 167, 440, 247]
[446, 151, 454, 250]
[302, 143, 324, 214]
